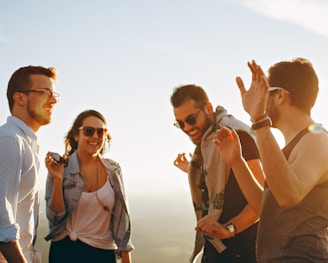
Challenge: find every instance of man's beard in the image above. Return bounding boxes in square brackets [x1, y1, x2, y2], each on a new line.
[266, 104, 279, 128]
[26, 100, 50, 125]
[189, 115, 212, 146]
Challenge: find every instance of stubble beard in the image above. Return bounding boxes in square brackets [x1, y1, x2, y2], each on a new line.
[189, 116, 212, 146]
[26, 100, 51, 126]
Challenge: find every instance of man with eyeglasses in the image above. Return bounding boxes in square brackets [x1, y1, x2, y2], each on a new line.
[170, 84, 264, 263]
[207, 58, 328, 262]
[0, 66, 58, 263]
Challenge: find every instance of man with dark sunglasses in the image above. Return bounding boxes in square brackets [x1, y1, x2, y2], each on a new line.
[0, 66, 58, 262]
[170, 84, 263, 263]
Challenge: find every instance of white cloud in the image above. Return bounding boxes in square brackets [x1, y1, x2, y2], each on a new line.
[234, 0, 328, 38]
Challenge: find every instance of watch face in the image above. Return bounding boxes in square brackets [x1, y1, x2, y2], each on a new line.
[225, 223, 236, 233]
[227, 225, 234, 232]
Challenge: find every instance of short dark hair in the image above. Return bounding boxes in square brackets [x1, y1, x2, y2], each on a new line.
[268, 58, 318, 114]
[7, 65, 57, 112]
[65, 109, 111, 156]
[170, 84, 209, 108]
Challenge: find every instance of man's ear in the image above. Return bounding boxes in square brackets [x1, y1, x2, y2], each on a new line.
[277, 89, 289, 104]
[205, 102, 214, 118]
[13, 92, 26, 106]
[206, 102, 213, 113]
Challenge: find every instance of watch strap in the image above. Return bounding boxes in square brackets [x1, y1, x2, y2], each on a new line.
[251, 116, 272, 130]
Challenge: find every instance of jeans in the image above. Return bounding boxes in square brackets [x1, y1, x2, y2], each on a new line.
[49, 236, 116, 263]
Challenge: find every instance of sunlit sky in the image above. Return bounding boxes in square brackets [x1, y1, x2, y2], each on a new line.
[1, 0, 328, 198]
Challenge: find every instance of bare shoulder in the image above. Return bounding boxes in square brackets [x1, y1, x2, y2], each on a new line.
[291, 130, 328, 182]
[301, 130, 328, 155]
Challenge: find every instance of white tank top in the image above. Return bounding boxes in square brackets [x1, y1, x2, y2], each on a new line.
[65, 179, 116, 250]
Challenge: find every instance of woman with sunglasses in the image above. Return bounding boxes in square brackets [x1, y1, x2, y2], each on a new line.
[44, 109, 133, 263]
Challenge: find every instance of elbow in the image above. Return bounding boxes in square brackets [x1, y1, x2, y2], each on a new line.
[277, 195, 302, 209]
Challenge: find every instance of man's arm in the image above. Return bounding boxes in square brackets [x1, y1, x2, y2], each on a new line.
[0, 241, 27, 263]
[0, 137, 26, 262]
[255, 127, 328, 208]
[214, 128, 264, 215]
[196, 200, 259, 239]
[223, 155, 264, 234]
[236, 60, 328, 208]
[121, 251, 132, 263]
[196, 128, 264, 237]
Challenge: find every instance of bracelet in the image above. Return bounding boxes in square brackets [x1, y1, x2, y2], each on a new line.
[250, 113, 267, 123]
[252, 116, 272, 130]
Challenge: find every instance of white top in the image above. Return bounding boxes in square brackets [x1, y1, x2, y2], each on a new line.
[0, 116, 40, 263]
[55, 180, 116, 250]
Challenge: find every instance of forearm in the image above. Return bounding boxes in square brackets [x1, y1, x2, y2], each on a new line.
[228, 204, 259, 235]
[0, 241, 27, 263]
[49, 177, 65, 213]
[255, 127, 299, 206]
[231, 158, 263, 215]
[121, 251, 131, 263]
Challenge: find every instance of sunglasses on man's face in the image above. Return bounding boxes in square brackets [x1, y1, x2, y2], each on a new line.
[174, 108, 202, 129]
[79, 126, 107, 138]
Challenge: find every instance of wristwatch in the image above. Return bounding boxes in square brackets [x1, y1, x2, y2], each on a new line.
[224, 223, 236, 237]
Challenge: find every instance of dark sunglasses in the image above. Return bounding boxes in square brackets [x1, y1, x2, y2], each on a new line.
[50, 152, 68, 166]
[174, 108, 202, 129]
[79, 126, 107, 138]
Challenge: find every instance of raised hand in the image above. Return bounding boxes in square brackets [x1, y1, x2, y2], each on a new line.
[236, 60, 269, 120]
[173, 152, 192, 173]
[213, 127, 242, 166]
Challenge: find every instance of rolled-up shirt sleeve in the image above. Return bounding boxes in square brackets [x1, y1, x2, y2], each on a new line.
[0, 136, 22, 242]
[45, 174, 67, 225]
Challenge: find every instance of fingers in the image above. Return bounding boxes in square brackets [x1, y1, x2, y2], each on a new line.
[248, 61, 257, 81]
[213, 127, 232, 145]
[174, 153, 184, 164]
[174, 153, 188, 166]
[45, 152, 54, 166]
[235, 76, 246, 94]
[247, 60, 263, 82]
[195, 216, 225, 238]
[231, 129, 239, 140]
[45, 152, 67, 167]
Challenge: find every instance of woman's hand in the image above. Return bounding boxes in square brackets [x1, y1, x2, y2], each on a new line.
[45, 152, 65, 180]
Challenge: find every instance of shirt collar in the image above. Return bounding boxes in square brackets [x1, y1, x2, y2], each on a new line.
[7, 116, 38, 152]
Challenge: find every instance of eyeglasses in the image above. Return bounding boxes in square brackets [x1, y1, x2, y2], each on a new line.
[174, 108, 202, 129]
[18, 88, 60, 100]
[268, 87, 290, 94]
[79, 126, 107, 138]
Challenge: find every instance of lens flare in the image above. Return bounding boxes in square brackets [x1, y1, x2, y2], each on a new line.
[308, 123, 326, 134]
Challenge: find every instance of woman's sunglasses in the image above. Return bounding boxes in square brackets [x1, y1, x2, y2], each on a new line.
[79, 126, 107, 138]
[174, 108, 202, 129]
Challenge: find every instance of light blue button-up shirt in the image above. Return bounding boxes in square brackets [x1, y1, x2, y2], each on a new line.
[0, 116, 40, 261]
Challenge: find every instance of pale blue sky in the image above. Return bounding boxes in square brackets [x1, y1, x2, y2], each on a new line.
[1, 0, 328, 198]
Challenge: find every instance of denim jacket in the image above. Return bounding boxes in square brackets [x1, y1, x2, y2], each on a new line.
[44, 152, 134, 254]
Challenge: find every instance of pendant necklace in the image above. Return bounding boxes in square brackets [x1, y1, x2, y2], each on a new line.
[95, 161, 110, 212]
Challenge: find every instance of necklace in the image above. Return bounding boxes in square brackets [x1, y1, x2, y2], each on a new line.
[95, 164, 110, 212]
[83, 159, 110, 212]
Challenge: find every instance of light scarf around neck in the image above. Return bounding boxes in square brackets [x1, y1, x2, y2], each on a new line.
[188, 105, 254, 263]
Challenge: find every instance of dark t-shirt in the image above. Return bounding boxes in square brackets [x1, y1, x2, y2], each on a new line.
[202, 129, 259, 263]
